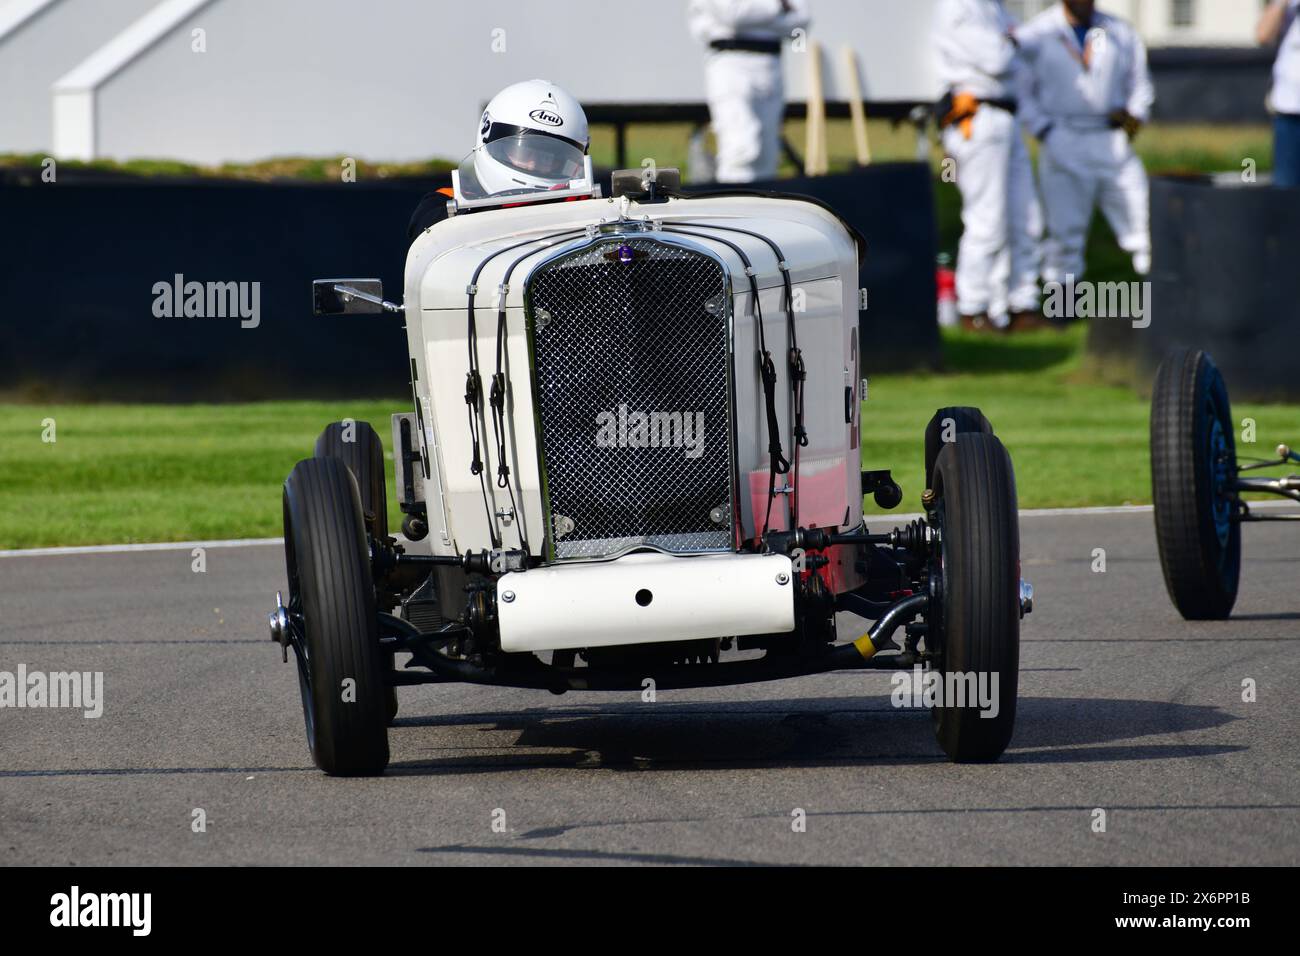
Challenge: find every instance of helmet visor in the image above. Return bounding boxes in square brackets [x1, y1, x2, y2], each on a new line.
[483, 131, 586, 184]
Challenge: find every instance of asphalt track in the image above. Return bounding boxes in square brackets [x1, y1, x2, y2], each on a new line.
[1, 509, 1297, 866]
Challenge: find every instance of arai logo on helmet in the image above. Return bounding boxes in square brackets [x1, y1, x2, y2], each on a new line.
[529, 108, 564, 128]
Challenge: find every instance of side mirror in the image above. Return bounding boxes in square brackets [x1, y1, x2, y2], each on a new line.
[611, 166, 682, 200]
[313, 278, 400, 315]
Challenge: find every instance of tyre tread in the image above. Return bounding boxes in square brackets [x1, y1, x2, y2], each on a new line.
[932, 432, 1019, 762]
[285, 457, 389, 775]
[1150, 349, 1239, 619]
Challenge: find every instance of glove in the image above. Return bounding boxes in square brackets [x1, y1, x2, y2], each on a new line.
[941, 92, 981, 141]
[1109, 110, 1142, 140]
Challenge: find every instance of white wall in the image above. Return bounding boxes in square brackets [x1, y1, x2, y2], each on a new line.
[1007, 0, 1264, 46]
[11, 0, 1275, 164]
[0, 0, 160, 153]
[47, 0, 942, 165]
[1127, 0, 1264, 47]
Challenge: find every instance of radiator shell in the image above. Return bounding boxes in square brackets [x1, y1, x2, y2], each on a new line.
[403, 194, 864, 591]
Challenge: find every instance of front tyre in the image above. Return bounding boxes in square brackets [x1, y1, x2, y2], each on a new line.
[924, 406, 993, 490]
[314, 420, 389, 541]
[1150, 349, 1240, 620]
[313, 420, 398, 723]
[283, 457, 390, 776]
[930, 433, 1020, 763]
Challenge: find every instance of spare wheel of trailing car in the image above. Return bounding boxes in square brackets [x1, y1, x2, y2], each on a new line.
[1150, 348, 1240, 620]
[313, 419, 398, 722]
[929, 432, 1020, 763]
[282, 457, 390, 776]
[924, 406, 993, 490]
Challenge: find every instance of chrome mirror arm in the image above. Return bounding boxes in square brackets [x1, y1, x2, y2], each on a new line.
[331, 283, 403, 313]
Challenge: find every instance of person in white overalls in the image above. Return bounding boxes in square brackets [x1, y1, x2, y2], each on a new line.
[934, 0, 1044, 332]
[1017, 0, 1155, 285]
[688, 0, 811, 183]
[1259, 0, 1300, 188]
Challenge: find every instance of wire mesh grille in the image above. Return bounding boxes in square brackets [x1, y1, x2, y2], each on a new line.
[528, 237, 732, 559]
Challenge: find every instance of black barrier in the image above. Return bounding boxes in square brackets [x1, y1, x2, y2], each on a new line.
[686, 163, 941, 375]
[1147, 47, 1274, 124]
[0, 178, 422, 401]
[0, 163, 936, 401]
[1088, 175, 1300, 402]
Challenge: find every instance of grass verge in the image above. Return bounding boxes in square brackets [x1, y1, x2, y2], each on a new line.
[5, 327, 1300, 547]
[864, 325, 1300, 518]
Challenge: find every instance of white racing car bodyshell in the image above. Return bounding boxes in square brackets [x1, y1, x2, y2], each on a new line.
[402, 192, 864, 652]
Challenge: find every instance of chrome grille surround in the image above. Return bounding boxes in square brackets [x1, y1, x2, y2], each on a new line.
[524, 233, 734, 560]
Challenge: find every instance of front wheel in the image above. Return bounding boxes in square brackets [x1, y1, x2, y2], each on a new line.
[313, 420, 398, 723]
[929, 432, 1020, 763]
[283, 457, 390, 776]
[314, 420, 389, 541]
[924, 406, 993, 490]
[1150, 348, 1240, 620]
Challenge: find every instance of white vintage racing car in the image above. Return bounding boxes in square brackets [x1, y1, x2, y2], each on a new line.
[270, 164, 1031, 774]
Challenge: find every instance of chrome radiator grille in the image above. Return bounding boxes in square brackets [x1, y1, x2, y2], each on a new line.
[527, 236, 732, 559]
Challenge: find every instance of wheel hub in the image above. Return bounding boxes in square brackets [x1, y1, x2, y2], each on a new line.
[1207, 413, 1232, 550]
[268, 590, 291, 663]
[1019, 579, 1034, 618]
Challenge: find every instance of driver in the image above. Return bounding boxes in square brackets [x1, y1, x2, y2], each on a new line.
[407, 79, 590, 242]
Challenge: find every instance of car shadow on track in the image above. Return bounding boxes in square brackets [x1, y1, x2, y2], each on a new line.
[383, 694, 1242, 775]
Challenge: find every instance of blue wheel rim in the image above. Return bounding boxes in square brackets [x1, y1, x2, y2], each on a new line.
[1206, 409, 1232, 552]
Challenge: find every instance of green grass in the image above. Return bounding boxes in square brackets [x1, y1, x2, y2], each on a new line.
[2, 120, 1270, 184]
[590, 118, 1274, 181]
[5, 330, 1300, 547]
[0, 151, 456, 182]
[862, 325, 1300, 518]
[0, 401, 405, 548]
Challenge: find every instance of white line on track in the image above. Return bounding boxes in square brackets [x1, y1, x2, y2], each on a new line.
[0, 538, 284, 558]
[2, 501, 1295, 558]
[884, 499, 1298, 523]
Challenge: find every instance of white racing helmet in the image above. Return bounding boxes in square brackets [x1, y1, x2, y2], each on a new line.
[465, 79, 590, 196]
